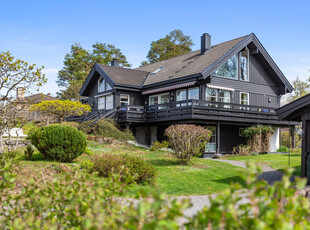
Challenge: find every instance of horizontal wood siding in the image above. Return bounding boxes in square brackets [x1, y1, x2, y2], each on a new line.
[211, 77, 278, 96]
[115, 90, 142, 107]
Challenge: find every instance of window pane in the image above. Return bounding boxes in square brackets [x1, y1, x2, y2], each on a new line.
[98, 77, 105, 92]
[240, 50, 249, 81]
[206, 88, 217, 102]
[205, 126, 216, 152]
[188, 87, 199, 100]
[98, 96, 105, 110]
[106, 95, 114, 109]
[218, 90, 230, 103]
[176, 90, 187, 101]
[149, 96, 158, 105]
[240, 93, 249, 105]
[106, 82, 112, 91]
[159, 94, 169, 104]
[120, 94, 129, 106]
[213, 54, 238, 79]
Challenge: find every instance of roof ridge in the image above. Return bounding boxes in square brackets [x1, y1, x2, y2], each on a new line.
[136, 34, 250, 70]
[98, 63, 149, 73]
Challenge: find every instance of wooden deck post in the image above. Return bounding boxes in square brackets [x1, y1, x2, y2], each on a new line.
[216, 122, 220, 154]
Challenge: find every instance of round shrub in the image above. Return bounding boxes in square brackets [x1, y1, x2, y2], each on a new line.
[28, 124, 87, 162]
[90, 154, 156, 184]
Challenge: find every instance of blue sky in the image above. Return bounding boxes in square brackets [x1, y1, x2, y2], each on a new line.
[0, 0, 309, 96]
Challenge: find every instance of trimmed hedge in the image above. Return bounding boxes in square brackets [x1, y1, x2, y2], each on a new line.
[90, 154, 156, 184]
[28, 125, 86, 162]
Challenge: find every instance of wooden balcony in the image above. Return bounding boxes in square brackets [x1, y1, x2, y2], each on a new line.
[116, 100, 293, 125]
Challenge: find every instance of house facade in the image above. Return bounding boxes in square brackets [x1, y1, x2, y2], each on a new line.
[77, 33, 298, 154]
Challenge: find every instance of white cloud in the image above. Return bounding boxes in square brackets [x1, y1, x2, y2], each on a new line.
[42, 68, 60, 75]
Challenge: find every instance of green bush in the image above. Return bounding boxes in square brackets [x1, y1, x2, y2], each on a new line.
[277, 145, 289, 152]
[24, 144, 35, 160]
[150, 141, 170, 151]
[79, 119, 135, 141]
[90, 154, 156, 184]
[28, 124, 86, 162]
[281, 130, 302, 148]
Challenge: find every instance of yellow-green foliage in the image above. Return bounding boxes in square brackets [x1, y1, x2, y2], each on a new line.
[281, 130, 301, 148]
[30, 100, 91, 123]
[79, 119, 135, 141]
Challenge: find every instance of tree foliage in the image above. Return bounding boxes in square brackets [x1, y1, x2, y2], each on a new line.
[282, 74, 310, 104]
[30, 100, 91, 124]
[144, 29, 194, 64]
[57, 43, 130, 100]
[0, 51, 46, 154]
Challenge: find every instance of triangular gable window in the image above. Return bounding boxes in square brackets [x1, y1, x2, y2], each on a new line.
[213, 54, 238, 79]
[98, 76, 113, 93]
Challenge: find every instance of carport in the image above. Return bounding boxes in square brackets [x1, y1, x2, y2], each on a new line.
[277, 94, 310, 180]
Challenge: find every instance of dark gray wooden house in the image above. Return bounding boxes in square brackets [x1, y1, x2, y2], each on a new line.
[77, 33, 297, 154]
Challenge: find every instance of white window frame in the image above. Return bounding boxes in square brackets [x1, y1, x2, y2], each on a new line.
[98, 96, 105, 110]
[240, 92, 249, 105]
[120, 94, 130, 106]
[213, 53, 238, 80]
[149, 93, 169, 105]
[98, 77, 105, 93]
[239, 49, 249, 82]
[106, 94, 114, 110]
[205, 87, 218, 102]
[176, 89, 187, 101]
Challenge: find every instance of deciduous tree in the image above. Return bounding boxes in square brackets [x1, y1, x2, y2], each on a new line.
[0, 51, 46, 154]
[30, 100, 91, 124]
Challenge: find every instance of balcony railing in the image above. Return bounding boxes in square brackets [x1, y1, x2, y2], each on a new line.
[117, 100, 278, 123]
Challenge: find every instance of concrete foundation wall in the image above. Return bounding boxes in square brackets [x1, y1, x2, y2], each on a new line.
[135, 127, 148, 145]
[269, 127, 280, 152]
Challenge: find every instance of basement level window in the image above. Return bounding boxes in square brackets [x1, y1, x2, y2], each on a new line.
[151, 66, 166, 75]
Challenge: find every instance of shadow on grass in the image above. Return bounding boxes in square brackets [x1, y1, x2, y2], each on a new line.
[211, 176, 246, 187]
[147, 158, 179, 167]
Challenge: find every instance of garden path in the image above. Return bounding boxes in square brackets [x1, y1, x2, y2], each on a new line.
[212, 159, 284, 185]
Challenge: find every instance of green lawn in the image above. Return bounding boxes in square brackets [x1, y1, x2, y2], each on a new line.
[15, 141, 247, 196]
[222, 150, 301, 176]
[86, 141, 247, 196]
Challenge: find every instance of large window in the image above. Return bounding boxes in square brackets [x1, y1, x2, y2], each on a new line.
[188, 87, 199, 100]
[213, 54, 238, 79]
[240, 92, 249, 105]
[97, 94, 114, 110]
[120, 94, 130, 106]
[149, 93, 169, 105]
[98, 96, 105, 110]
[98, 77, 112, 93]
[240, 50, 249, 81]
[206, 88, 217, 102]
[106, 95, 114, 110]
[98, 77, 105, 92]
[176, 89, 187, 101]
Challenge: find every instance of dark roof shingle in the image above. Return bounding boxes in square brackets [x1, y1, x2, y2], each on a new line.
[137, 35, 248, 86]
[98, 64, 148, 87]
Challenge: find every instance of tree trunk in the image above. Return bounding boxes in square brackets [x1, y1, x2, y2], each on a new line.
[46, 116, 50, 126]
[59, 117, 63, 124]
[0, 135, 3, 155]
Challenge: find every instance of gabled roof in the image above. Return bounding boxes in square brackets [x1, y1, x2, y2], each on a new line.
[79, 63, 149, 96]
[138, 33, 293, 92]
[138, 35, 247, 86]
[276, 93, 310, 121]
[80, 33, 293, 96]
[97, 64, 149, 87]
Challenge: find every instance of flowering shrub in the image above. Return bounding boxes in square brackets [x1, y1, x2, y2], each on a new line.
[150, 141, 170, 151]
[165, 124, 211, 164]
